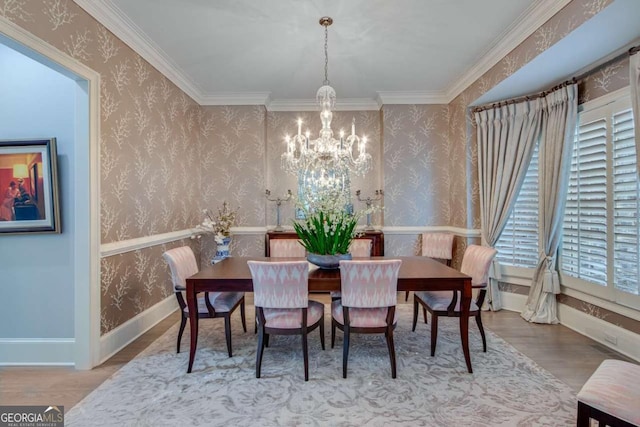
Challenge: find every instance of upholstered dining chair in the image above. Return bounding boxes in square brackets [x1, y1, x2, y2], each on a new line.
[163, 246, 246, 357]
[330, 239, 373, 301]
[406, 232, 455, 301]
[247, 260, 325, 381]
[349, 238, 372, 257]
[269, 239, 306, 258]
[332, 259, 402, 379]
[412, 244, 497, 356]
[257, 239, 308, 333]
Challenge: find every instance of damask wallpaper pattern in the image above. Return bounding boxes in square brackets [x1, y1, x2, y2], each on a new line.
[0, 0, 204, 333]
[4, 0, 635, 336]
[197, 105, 267, 262]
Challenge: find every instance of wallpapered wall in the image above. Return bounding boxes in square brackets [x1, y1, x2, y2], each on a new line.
[3, 0, 629, 336]
[447, 0, 614, 232]
[0, 0, 202, 333]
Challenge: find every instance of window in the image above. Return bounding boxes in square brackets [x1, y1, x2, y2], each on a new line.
[562, 114, 608, 286]
[495, 144, 539, 268]
[561, 93, 640, 307]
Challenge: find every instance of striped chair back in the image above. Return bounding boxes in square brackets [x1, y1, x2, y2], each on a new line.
[270, 239, 306, 257]
[163, 246, 198, 291]
[421, 232, 454, 261]
[339, 260, 402, 308]
[248, 260, 309, 309]
[349, 239, 372, 257]
[460, 245, 498, 287]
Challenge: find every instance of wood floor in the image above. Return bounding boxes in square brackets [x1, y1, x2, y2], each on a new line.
[0, 294, 633, 411]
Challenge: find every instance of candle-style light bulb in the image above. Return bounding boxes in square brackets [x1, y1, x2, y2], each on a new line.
[305, 130, 310, 149]
[340, 129, 345, 149]
[351, 118, 355, 136]
[297, 119, 302, 136]
[360, 136, 367, 154]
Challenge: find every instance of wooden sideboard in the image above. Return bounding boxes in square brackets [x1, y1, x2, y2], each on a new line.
[265, 230, 384, 256]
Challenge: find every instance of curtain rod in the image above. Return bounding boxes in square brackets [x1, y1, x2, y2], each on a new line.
[471, 79, 575, 113]
[472, 44, 640, 114]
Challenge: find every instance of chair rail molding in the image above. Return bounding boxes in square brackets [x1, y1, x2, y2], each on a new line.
[101, 226, 481, 258]
[382, 226, 481, 238]
[101, 227, 273, 257]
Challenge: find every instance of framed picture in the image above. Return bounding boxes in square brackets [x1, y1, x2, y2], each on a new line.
[0, 138, 61, 234]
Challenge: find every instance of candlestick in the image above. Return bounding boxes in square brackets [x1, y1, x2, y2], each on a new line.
[356, 189, 384, 231]
[265, 189, 293, 232]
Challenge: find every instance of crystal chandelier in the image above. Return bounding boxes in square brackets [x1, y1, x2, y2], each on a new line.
[281, 17, 372, 179]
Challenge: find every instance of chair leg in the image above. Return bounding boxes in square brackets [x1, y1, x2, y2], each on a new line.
[302, 331, 309, 382]
[423, 306, 428, 325]
[177, 315, 187, 354]
[576, 401, 591, 427]
[385, 328, 397, 379]
[239, 299, 247, 333]
[475, 313, 487, 352]
[342, 326, 350, 379]
[256, 328, 265, 379]
[430, 314, 438, 357]
[331, 319, 336, 349]
[319, 316, 325, 350]
[254, 307, 258, 334]
[412, 298, 419, 331]
[264, 333, 270, 348]
[224, 315, 233, 357]
[405, 290, 410, 301]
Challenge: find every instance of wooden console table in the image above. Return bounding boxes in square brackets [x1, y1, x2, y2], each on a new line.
[265, 230, 384, 256]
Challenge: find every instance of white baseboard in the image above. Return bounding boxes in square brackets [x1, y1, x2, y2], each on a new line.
[99, 296, 178, 364]
[0, 338, 75, 366]
[558, 304, 640, 362]
[499, 290, 640, 362]
[499, 291, 527, 312]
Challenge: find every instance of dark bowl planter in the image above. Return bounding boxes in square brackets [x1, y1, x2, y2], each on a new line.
[307, 253, 352, 269]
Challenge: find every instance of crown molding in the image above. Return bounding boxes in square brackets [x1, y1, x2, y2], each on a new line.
[74, 0, 573, 107]
[199, 92, 272, 106]
[444, 0, 573, 102]
[376, 91, 449, 105]
[73, 0, 204, 104]
[267, 98, 381, 111]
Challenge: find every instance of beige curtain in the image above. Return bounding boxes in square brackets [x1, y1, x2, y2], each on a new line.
[521, 84, 578, 324]
[475, 99, 543, 311]
[631, 51, 640, 177]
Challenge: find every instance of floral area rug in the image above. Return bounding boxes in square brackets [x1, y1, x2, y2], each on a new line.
[67, 304, 576, 426]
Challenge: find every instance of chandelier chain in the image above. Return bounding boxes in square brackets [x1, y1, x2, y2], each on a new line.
[323, 24, 329, 86]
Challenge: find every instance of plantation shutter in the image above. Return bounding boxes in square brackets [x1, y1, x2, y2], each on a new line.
[495, 143, 539, 267]
[561, 115, 608, 286]
[612, 108, 640, 295]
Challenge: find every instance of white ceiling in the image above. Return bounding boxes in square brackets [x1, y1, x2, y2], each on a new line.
[72, 0, 638, 109]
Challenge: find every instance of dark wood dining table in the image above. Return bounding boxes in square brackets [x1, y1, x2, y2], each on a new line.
[185, 256, 473, 374]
